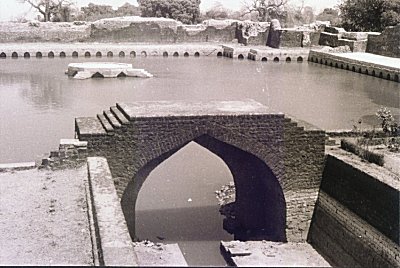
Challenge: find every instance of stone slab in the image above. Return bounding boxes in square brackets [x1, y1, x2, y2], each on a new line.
[87, 157, 138, 266]
[75, 117, 107, 136]
[118, 100, 283, 119]
[221, 241, 331, 267]
[0, 162, 36, 171]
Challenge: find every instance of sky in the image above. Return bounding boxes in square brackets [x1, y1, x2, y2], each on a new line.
[0, 0, 342, 22]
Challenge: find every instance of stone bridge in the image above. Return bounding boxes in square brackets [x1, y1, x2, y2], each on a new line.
[75, 100, 325, 243]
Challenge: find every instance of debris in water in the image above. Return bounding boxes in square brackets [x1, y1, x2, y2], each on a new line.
[187, 198, 192, 202]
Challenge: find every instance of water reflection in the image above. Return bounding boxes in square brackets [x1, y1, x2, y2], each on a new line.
[0, 57, 399, 163]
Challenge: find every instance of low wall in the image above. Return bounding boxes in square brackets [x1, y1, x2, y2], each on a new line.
[308, 150, 400, 267]
[87, 157, 138, 266]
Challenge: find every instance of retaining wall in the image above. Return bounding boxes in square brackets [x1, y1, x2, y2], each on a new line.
[308, 50, 400, 82]
[308, 150, 400, 267]
[367, 24, 400, 58]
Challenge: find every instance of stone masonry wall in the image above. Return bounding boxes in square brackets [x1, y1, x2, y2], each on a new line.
[75, 101, 326, 243]
[367, 24, 400, 58]
[308, 151, 400, 267]
[321, 152, 399, 244]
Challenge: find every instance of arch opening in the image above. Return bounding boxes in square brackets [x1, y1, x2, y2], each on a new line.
[297, 56, 303, 63]
[273, 57, 279, 62]
[184, 52, 189, 57]
[141, 51, 147, 57]
[24, 52, 30, 58]
[72, 51, 78, 58]
[117, 72, 127, 77]
[12, 52, 18, 58]
[261, 57, 268, 62]
[59, 51, 66, 58]
[96, 51, 102, 57]
[36, 52, 42, 58]
[387, 74, 391, 80]
[319, 59, 322, 64]
[395, 74, 399, 82]
[121, 134, 287, 243]
[173, 52, 179, 57]
[91, 72, 104, 78]
[119, 51, 125, 57]
[238, 54, 244, 60]
[163, 51, 168, 57]
[194, 52, 200, 57]
[84, 51, 91, 58]
[107, 51, 113, 57]
[130, 51, 136, 58]
[0, 52, 6, 58]
[286, 57, 292, 63]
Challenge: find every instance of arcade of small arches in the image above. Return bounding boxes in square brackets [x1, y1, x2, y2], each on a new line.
[0, 50, 204, 59]
[309, 55, 399, 82]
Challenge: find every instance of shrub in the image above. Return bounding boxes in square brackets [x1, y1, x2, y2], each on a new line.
[341, 139, 385, 166]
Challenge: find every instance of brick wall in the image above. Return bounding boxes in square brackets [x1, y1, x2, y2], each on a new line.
[76, 101, 326, 243]
[367, 25, 400, 58]
[308, 151, 400, 267]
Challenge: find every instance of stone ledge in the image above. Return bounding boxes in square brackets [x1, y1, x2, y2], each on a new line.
[0, 162, 36, 172]
[87, 157, 138, 266]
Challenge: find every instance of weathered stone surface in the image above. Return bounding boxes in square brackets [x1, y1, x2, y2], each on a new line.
[367, 24, 400, 58]
[133, 241, 187, 266]
[76, 100, 326, 243]
[87, 157, 138, 266]
[221, 240, 331, 267]
[67, 62, 153, 79]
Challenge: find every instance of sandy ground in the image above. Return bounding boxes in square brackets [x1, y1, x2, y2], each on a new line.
[0, 165, 93, 266]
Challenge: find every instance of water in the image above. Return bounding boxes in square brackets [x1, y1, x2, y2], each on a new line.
[0, 56, 399, 265]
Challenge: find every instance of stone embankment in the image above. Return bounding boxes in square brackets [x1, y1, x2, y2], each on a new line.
[309, 50, 400, 82]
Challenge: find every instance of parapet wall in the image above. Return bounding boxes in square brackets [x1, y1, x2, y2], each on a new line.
[309, 149, 400, 267]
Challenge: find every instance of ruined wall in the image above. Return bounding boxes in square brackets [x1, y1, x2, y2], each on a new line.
[75, 101, 326, 243]
[367, 24, 400, 58]
[309, 151, 400, 267]
[318, 27, 370, 52]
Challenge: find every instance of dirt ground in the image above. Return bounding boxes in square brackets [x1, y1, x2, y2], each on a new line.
[0, 166, 93, 266]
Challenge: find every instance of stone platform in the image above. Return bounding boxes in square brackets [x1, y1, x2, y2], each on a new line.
[221, 241, 331, 267]
[66, 62, 153, 79]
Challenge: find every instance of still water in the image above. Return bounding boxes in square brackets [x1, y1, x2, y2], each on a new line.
[0, 56, 398, 265]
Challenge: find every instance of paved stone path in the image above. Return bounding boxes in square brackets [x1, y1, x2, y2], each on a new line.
[0, 166, 93, 266]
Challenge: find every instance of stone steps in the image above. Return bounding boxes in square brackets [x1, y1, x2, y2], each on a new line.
[97, 114, 114, 133]
[110, 106, 130, 125]
[76, 105, 131, 137]
[104, 110, 121, 128]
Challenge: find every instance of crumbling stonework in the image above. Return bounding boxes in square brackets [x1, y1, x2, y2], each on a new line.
[367, 24, 400, 58]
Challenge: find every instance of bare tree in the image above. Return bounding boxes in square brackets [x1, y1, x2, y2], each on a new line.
[17, 0, 74, 22]
[242, 0, 289, 22]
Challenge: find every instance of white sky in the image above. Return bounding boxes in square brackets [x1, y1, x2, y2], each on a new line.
[0, 0, 342, 22]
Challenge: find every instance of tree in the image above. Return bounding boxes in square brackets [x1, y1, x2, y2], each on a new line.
[116, 2, 141, 17]
[339, 0, 400, 32]
[78, 3, 116, 21]
[138, 0, 201, 24]
[204, 1, 230, 20]
[241, 0, 289, 22]
[316, 8, 341, 26]
[17, 0, 74, 22]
